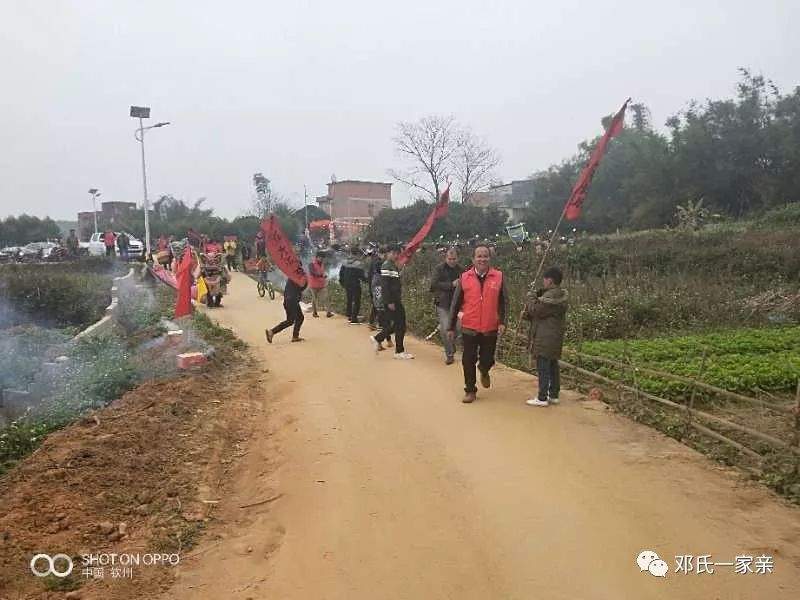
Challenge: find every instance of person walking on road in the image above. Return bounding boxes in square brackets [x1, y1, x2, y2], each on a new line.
[66, 229, 79, 257]
[524, 266, 568, 407]
[448, 245, 508, 403]
[103, 230, 116, 258]
[265, 272, 308, 343]
[366, 248, 383, 330]
[309, 252, 333, 318]
[339, 247, 367, 324]
[430, 247, 464, 365]
[224, 238, 238, 271]
[368, 246, 393, 350]
[372, 244, 412, 359]
[117, 231, 129, 261]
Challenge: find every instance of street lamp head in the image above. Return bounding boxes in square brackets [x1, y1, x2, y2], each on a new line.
[130, 106, 151, 118]
[88, 188, 98, 195]
[153, 121, 170, 128]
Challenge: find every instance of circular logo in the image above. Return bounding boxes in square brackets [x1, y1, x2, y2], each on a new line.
[30, 553, 74, 578]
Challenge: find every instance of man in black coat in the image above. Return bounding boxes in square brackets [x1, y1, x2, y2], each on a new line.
[430, 247, 463, 364]
[265, 273, 308, 343]
[339, 246, 367, 324]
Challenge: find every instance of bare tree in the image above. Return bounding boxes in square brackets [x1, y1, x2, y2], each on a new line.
[251, 172, 275, 217]
[451, 129, 501, 203]
[389, 115, 460, 202]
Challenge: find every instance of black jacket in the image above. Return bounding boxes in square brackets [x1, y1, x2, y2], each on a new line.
[381, 259, 402, 306]
[430, 262, 463, 309]
[367, 255, 382, 289]
[283, 278, 307, 304]
[339, 258, 367, 288]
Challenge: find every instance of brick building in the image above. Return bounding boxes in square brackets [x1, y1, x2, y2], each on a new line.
[316, 180, 392, 221]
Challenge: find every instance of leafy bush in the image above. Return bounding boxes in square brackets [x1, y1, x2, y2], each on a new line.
[0, 264, 116, 329]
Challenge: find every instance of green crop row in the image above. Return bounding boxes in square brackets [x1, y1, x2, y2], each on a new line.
[577, 326, 800, 395]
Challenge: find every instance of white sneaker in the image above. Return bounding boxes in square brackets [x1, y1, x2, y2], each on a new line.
[393, 352, 415, 360]
[548, 397, 560, 405]
[525, 398, 549, 407]
[369, 335, 381, 353]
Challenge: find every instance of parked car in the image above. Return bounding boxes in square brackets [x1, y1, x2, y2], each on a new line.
[86, 232, 144, 259]
[0, 246, 20, 262]
[17, 242, 59, 261]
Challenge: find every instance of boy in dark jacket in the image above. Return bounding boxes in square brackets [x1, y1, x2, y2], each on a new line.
[339, 247, 367, 324]
[265, 273, 308, 343]
[369, 247, 392, 347]
[523, 266, 568, 406]
[430, 248, 463, 364]
[371, 244, 412, 359]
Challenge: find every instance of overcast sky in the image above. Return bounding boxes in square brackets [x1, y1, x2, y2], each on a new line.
[1, 0, 797, 221]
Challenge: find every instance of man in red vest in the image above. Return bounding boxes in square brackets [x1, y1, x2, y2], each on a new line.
[308, 251, 333, 318]
[448, 244, 508, 403]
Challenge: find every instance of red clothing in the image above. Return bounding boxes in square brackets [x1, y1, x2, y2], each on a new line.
[459, 267, 503, 333]
[308, 258, 327, 290]
[103, 231, 116, 247]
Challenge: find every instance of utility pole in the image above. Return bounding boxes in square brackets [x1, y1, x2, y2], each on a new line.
[88, 188, 101, 235]
[130, 105, 170, 260]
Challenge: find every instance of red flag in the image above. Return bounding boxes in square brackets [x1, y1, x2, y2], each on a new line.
[174, 247, 194, 318]
[397, 184, 451, 266]
[261, 215, 307, 287]
[564, 99, 630, 221]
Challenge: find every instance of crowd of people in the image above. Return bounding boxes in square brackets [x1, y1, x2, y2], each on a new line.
[144, 226, 568, 406]
[261, 240, 568, 407]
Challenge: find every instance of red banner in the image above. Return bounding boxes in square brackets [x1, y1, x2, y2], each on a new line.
[397, 184, 450, 266]
[174, 247, 194, 318]
[261, 215, 307, 287]
[564, 99, 630, 221]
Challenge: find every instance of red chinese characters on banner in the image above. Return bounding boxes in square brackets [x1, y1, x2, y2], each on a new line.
[261, 215, 307, 287]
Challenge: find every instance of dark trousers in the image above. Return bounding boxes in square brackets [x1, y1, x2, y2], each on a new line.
[272, 300, 304, 338]
[373, 309, 393, 343]
[461, 332, 497, 392]
[375, 302, 405, 353]
[345, 284, 361, 322]
[105, 246, 115, 257]
[536, 357, 560, 401]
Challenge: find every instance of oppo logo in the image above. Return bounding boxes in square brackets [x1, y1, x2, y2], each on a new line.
[30, 553, 74, 578]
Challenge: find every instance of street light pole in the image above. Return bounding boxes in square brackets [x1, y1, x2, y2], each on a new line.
[304, 185, 309, 232]
[138, 116, 151, 259]
[88, 188, 100, 235]
[130, 105, 169, 261]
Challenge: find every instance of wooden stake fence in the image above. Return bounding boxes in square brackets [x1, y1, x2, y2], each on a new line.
[564, 350, 793, 415]
[559, 358, 799, 459]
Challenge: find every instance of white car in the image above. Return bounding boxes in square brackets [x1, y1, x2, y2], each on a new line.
[86, 232, 144, 259]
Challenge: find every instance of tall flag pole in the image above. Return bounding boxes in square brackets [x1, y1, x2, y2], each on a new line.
[502, 98, 629, 359]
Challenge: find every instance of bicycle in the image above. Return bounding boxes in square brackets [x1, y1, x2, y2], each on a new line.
[257, 270, 275, 300]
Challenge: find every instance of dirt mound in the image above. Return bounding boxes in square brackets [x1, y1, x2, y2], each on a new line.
[0, 355, 262, 599]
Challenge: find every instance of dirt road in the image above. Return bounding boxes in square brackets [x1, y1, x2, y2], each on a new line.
[166, 272, 800, 600]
